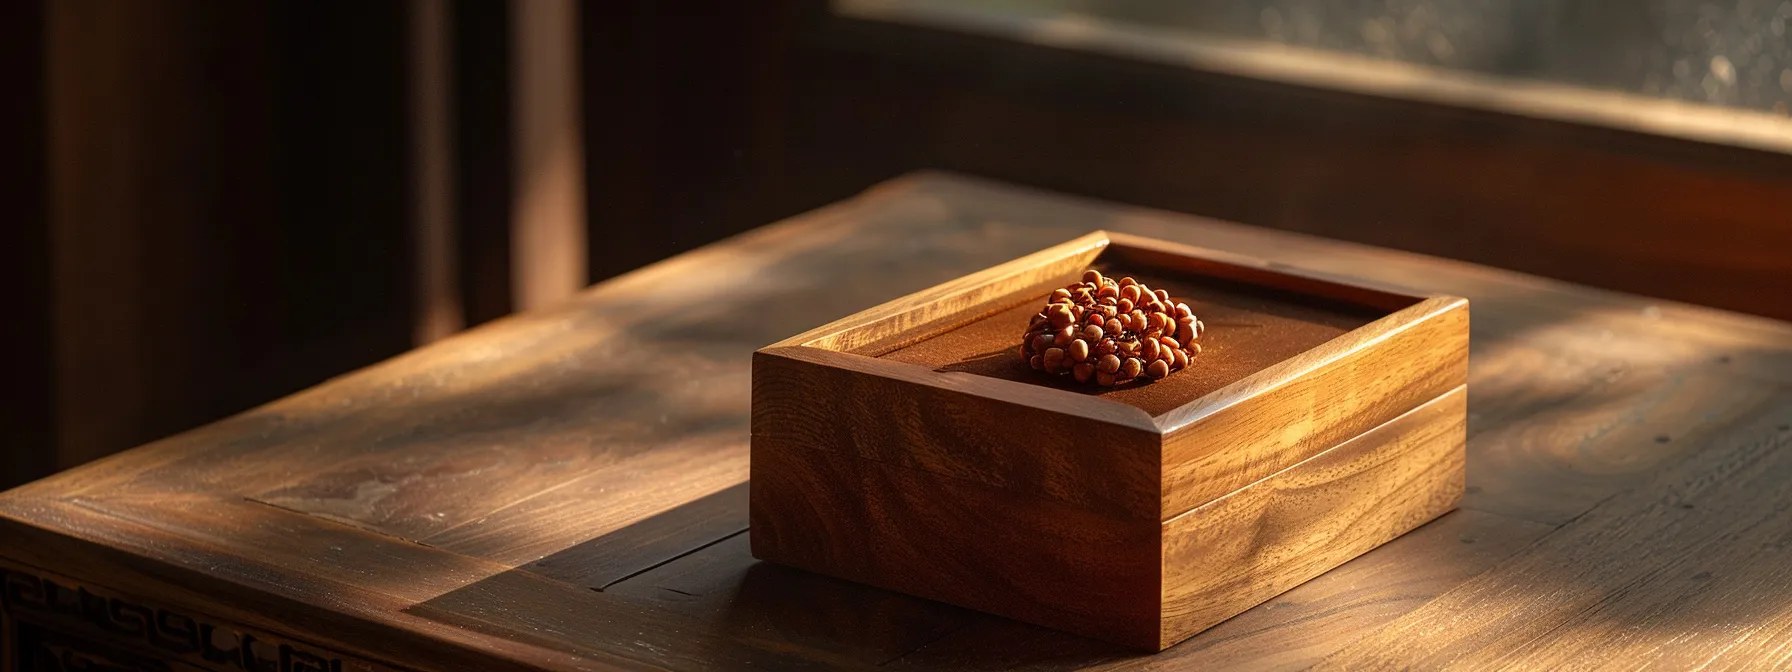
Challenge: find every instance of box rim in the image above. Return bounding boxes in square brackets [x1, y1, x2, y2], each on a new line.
[755, 344, 1161, 433]
[1159, 383, 1469, 529]
[1154, 295, 1468, 433]
[770, 231, 1114, 353]
[760, 230, 1462, 432]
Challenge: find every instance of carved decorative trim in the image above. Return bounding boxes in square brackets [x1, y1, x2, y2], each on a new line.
[1, 562, 401, 672]
[16, 617, 194, 671]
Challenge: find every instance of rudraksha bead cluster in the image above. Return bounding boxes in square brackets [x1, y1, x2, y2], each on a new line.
[1019, 270, 1204, 386]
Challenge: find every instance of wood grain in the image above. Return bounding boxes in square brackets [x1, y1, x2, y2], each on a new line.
[1313, 397, 1792, 671]
[779, 230, 1109, 355]
[483, 481, 748, 592]
[754, 345, 1162, 520]
[890, 508, 1552, 672]
[3, 173, 1792, 670]
[751, 383, 1464, 650]
[1160, 386, 1466, 647]
[608, 534, 974, 667]
[1140, 509, 1551, 671]
[420, 442, 749, 571]
[1099, 232, 1424, 313]
[1465, 343, 1788, 525]
[0, 497, 612, 672]
[1, 495, 853, 671]
[751, 437, 1164, 648]
[1159, 296, 1467, 517]
[757, 230, 1463, 521]
[752, 228, 1464, 648]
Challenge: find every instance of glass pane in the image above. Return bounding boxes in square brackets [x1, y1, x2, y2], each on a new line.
[840, 0, 1792, 117]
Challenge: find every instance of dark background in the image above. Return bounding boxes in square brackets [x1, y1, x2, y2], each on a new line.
[4, 0, 1790, 489]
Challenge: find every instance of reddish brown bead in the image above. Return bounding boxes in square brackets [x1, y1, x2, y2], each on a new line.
[1147, 359, 1170, 379]
[1021, 269, 1205, 385]
[1096, 338, 1117, 356]
[1068, 339, 1091, 362]
[1097, 354, 1122, 374]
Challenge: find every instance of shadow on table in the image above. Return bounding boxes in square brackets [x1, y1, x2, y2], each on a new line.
[398, 479, 1133, 669]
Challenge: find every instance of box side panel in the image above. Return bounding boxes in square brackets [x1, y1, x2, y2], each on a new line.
[1162, 298, 1468, 517]
[1159, 385, 1467, 649]
[750, 440, 1163, 649]
[752, 349, 1162, 521]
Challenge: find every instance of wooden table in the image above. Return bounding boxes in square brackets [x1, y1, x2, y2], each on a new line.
[5, 174, 1792, 671]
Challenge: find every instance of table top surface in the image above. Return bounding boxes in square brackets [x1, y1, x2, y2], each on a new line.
[5, 173, 1792, 671]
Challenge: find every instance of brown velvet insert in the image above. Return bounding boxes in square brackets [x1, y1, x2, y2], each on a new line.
[880, 265, 1400, 417]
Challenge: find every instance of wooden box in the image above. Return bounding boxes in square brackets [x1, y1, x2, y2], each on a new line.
[749, 231, 1468, 650]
